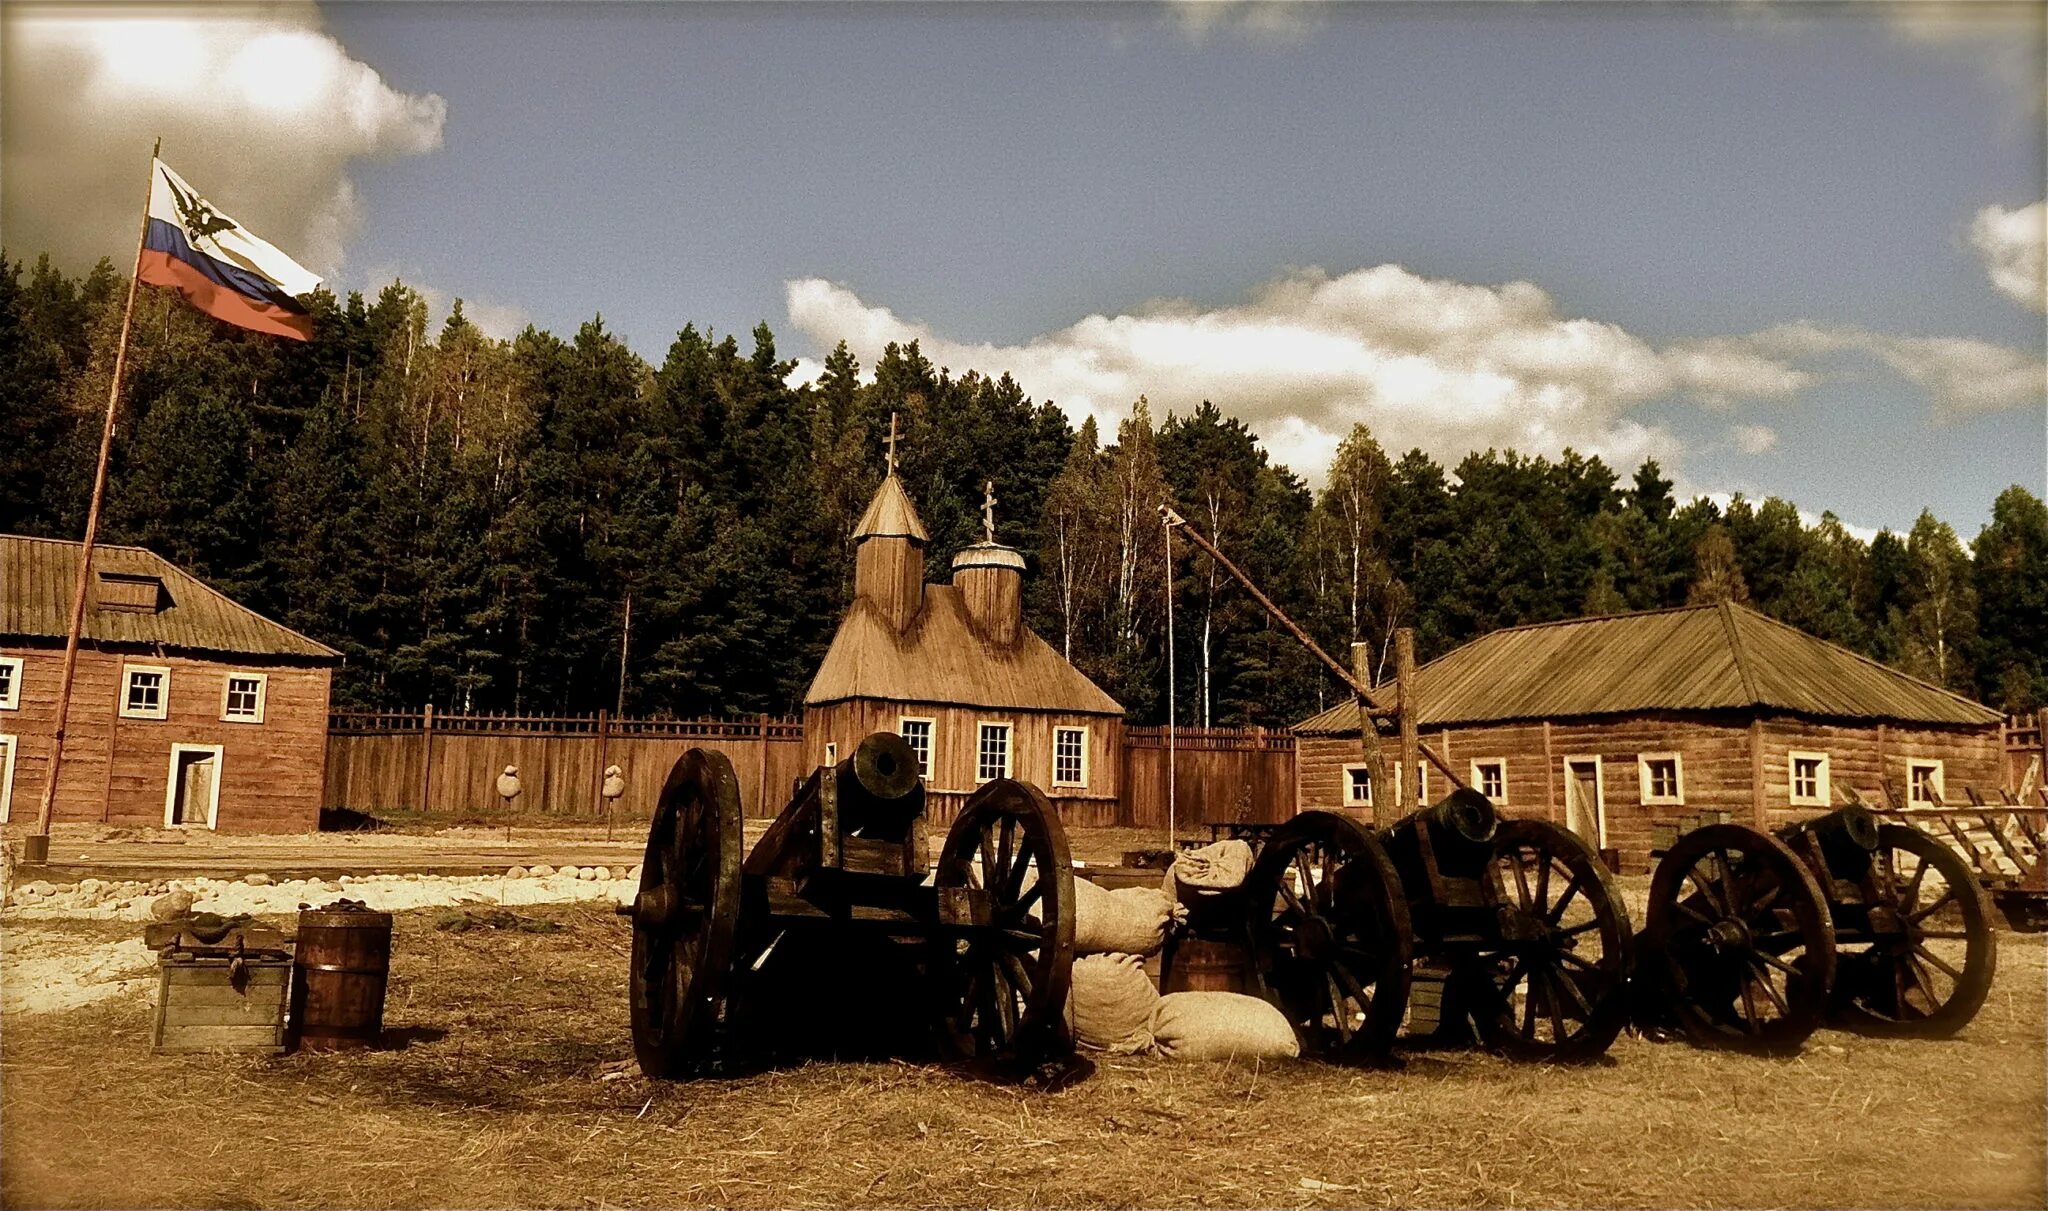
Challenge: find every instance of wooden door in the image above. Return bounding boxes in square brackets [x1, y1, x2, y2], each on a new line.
[0, 736, 13, 822]
[172, 749, 218, 827]
[1564, 759, 1601, 845]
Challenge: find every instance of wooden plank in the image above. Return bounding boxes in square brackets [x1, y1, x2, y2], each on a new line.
[160, 996, 285, 1027]
[161, 961, 292, 985]
[155, 1024, 285, 1053]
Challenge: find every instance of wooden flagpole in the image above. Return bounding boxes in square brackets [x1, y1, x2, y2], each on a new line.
[27, 138, 159, 860]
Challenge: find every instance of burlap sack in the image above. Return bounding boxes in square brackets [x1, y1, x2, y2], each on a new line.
[1150, 991, 1301, 1062]
[1063, 953, 1160, 1054]
[1073, 878, 1180, 957]
[1162, 840, 1255, 897]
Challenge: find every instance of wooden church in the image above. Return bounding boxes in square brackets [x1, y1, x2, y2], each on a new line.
[803, 440, 1124, 825]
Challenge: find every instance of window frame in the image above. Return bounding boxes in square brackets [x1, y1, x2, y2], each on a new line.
[1470, 758, 1507, 803]
[0, 655, 21, 711]
[162, 742, 224, 829]
[1787, 750, 1831, 808]
[1052, 725, 1090, 789]
[897, 716, 936, 780]
[0, 733, 17, 823]
[120, 664, 171, 720]
[1341, 762, 1374, 807]
[1637, 751, 1685, 806]
[1906, 758, 1945, 808]
[975, 721, 1012, 784]
[219, 672, 268, 724]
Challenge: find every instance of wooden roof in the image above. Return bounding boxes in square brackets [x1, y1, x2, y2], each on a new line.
[1295, 602, 2000, 733]
[804, 584, 1122, 715]
[853, 474, 929, 542]
[0, 534, 340, 663]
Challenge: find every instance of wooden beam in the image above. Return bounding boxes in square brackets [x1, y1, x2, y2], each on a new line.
[1396, 629, 1420, 811]
[417, 702, 435, 813]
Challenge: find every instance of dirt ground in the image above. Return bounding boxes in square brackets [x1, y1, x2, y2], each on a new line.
[3, 896, 2042, 1210]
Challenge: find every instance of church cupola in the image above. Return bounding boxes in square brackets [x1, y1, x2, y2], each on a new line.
[952, 480, 1025, 647]
[852, 414, 927, 633]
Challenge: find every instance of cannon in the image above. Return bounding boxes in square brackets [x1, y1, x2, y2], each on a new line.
[621, 732, 1077, 1078]
[1638, 805, 1997, 1053]
[1239, 792, 1635, 1065]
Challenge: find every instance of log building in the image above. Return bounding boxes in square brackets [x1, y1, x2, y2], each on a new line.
[0, 534, 340, 832]
[1294, 602, 2004, 869]
[803, 470, 1124, 824]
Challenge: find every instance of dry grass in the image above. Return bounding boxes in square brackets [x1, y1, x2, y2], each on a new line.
[3, 903, 2042, 1210]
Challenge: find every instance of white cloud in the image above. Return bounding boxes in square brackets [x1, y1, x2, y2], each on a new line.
[1729, 424, 1779, 455]
[2, 2, 446, 277]
[1878, 0, 2045, 114]
[1969, 201, 2045, 312]
[1166, 0, 1323, 43]
[795, 264, 2027, 485]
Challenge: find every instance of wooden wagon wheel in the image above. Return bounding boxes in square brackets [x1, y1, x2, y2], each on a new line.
[932, 779, 1075, 1065]
[625, 748, 743, 1078]
[1832, 823, 1997, 1038]
[1467, 819, 1633, 1063]
[1645, 824, 1834, 1054]
[1244, 810, 1412, 1063]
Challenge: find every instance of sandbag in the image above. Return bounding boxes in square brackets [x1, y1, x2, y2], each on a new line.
[1072, 878, 1182, 957]
[1150, 991, 1300, 1062]
[1063, 953, 1160, 1054]
[1163, 839, 1255, 898]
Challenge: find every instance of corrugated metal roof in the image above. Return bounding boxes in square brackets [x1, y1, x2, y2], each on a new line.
[805, 583, 1122, 715]
[1295, 602, 1999, 733]
[853, 474, 929, 542]
[0, 534, 340, 662]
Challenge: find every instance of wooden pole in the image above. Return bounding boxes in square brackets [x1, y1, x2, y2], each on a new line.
[1161, 506, 1467, 791]
[1164, 513, 1177, 844]
[594, 709, 611, 838]
[418, 703, 435, 813]
[1396, 628, 1420, 811]
[32, 139, 160, 853]
[1351, 642, 1392, 824]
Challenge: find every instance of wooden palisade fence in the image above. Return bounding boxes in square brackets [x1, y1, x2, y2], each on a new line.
[326, 710, 1297, 828]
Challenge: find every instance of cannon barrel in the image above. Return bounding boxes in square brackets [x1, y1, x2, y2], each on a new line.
[832, 731, 922, 835]
[1396, 787, 1499, 851]
[1777, 804, 1880, 869]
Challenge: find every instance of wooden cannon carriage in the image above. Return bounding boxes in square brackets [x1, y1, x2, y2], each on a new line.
[1637, 805, 1998, 1053]
[620, 731, 1077, 1078]
[1231, 792, 1635, 1065]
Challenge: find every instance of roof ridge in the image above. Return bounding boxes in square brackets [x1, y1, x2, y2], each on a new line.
[1, 532, 153, 554]
[1719, 600, 1761, 705]
[1727, 601, 1995, 718]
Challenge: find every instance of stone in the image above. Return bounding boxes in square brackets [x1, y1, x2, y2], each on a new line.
[79, 878, 104, 894]
[530, 864, 556, 878]
[21, 880, 55, 898]
[151, 890, 196, 920]
[338, 875, 355, 884]
[627, 865, 643, 882]
[243, 872, 273, 886]
[591, 866, 611, 881]
[507, 866, 529, 879]
[559, 866, 582, 880]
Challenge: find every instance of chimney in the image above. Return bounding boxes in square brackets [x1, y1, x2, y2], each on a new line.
[952, 542, 1026, 646]
[852, 474, 928, 633]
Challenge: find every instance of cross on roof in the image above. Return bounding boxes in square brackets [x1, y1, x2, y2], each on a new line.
[983, 480, 997, 543]
[884, 412, 900, 477]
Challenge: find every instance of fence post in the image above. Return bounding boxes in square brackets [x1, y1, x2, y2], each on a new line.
[418, 702, 435, 813]
[593, 709, 610, 820]
[1396, 628, 1420, 812]
[757, 714, 771, 817]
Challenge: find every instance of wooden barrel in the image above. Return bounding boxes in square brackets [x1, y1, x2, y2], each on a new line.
[1162, 935, 1250, 994]
[289, 907, 393, 1051]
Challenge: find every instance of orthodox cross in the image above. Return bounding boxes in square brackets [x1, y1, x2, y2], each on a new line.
[982, 480, 998, 543]
[884, 412, 900, 476]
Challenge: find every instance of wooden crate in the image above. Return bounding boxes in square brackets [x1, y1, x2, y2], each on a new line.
[152, 956, 290, 1054]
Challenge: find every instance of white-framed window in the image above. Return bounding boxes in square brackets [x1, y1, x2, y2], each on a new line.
[0, 733, 17, 823]
[976, 722, 1012, 783]
[1343, 763, 1374, 807]
[163, 742, 223, 829]
[120, 664, 170, 720]
[1638, 752, 1684, 805]
[1788, 750, 1831, 807]
[220, 672, 267, 723]
[1471, 759, 1506, 802]
[898, 717, 935, 779]
[1053, 726, 1089, 789]
[1907, 758, 1945, 808]
[0, 655, 21, 711]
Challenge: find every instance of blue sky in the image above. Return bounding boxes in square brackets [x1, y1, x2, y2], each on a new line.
[7, 1, 2043, 536]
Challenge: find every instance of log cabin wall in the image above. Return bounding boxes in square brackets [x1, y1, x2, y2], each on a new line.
[804, 700, 1122, 827]
[3, 644, 330, 832]
[1300, 710, 2006, 871]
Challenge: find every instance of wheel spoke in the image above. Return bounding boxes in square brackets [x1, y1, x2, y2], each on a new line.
[1544, 875, 1583, 925]
[1549, 964, 1594, 1018]
[1325, 974, 1353, 1041]
[1535, 851, 1553, 917]
[1686, 866, 1728, 917]
[1912, 944, 1963, 982]
[1753, 949, 1797, 976]
[1542, 969, 1570, 1040]
[1738, 974, 1762, 1033]
[1748, 961, 1791, 1017]
[1907, 888, 1956, 924]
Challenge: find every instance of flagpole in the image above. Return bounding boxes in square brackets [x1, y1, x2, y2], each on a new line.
[26, 137, 160, 864]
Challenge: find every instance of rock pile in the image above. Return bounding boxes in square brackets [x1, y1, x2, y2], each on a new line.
[2, 865, 645, 922]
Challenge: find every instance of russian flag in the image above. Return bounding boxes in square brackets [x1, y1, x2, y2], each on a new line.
[138, 159, 321, 341]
